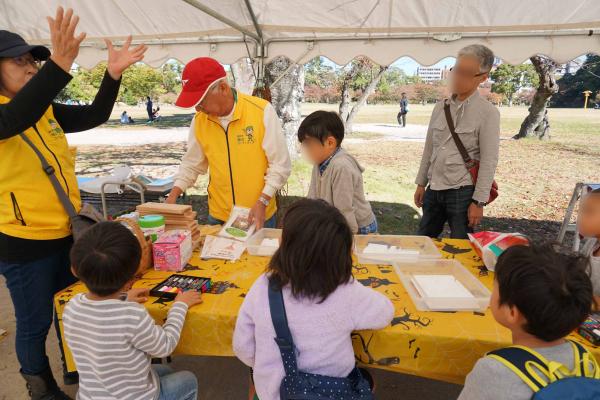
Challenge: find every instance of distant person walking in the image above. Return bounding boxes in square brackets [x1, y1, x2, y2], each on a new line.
[145, 95, 153, 121]
[397, 92, 408, 127]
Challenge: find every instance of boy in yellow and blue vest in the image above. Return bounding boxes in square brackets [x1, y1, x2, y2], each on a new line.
[458, 244, 600, 400]
[167, 57, 291, 229]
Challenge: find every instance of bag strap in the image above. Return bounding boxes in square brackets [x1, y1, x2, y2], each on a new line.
[19, 131, 78, 218]
[487, 346, 549, 393]
[570, 340, 600, 379]
[268, 278, 299, 376]
[443, 100, 475, 168]
[487, 340, 600, 393]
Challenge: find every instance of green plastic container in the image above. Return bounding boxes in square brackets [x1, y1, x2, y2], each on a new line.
[139, 215, 165, 242]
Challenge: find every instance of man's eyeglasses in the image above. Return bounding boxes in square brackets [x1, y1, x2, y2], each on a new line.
[10, 55, 42, 68]
[449, 67, 486, 79]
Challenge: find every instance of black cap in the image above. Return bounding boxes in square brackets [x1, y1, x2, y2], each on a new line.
[0, 30, 50, 60]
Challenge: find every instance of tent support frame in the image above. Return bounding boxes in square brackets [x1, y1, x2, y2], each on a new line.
[181, 0, 260, 42]
[182, 0, 268, 85]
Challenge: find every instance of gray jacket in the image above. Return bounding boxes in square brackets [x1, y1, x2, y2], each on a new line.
[415, 90, 500, 203]
[308, 148, 375, 233]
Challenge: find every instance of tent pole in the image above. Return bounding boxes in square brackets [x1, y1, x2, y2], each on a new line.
[181, 0, 260, 42]
[244, 0, 263, 40]
[243, 0, 266, 87]
[182, 0, 266, 85]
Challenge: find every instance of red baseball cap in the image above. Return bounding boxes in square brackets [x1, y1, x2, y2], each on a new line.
[175, 57, 227, 108]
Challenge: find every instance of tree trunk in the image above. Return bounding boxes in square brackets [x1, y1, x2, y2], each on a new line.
[345, 65, 388, 133]
[230, 58, 256, 95]
[338, 63, 360, 130]
[513, 56, 558, 140]
[338, 59, 388, 134]
[264, 56, 305, 158]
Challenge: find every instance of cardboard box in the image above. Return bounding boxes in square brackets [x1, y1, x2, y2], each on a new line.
[153, 230, 193, 272]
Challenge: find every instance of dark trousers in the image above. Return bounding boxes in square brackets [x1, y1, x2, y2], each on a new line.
[397, 112, 407, 127]
[0, 244, 76, 375]
[417, 186, 475, 239]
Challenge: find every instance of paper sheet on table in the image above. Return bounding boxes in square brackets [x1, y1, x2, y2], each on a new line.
[412, 275, 475, 298]
[260, 238, 279, 247]
[219, 206, 256, 242]
[363, 243, 419, 256]
[78, 165, 132, 194]
[200, 235, 246, 261]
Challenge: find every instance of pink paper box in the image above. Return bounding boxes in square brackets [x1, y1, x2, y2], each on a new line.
[153, 230, 193, 272]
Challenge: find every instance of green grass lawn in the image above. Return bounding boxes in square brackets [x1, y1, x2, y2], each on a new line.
[111, 102, 600, 151]
[90, 102, 599, 240]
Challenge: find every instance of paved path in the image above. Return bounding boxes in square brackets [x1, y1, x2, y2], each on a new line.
[65, 123, 428, 146]
[350, 123, 428, 142]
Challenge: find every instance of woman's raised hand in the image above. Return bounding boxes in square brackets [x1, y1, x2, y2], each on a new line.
[105, 36, 147, 80]
[47, 7, 86, 72]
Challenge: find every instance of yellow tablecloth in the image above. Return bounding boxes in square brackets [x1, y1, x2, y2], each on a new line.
[54, 238, 600, 384]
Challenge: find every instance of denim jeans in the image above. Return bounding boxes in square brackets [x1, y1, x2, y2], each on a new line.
[417, 186, 475, 239]
[0, 243, 76, 375]
[153, 365, 198, 400]
[207, 214, 277, 229]
[358, 218, 379, 234]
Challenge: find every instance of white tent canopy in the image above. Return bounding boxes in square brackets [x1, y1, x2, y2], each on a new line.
[2, 0, 600, 69]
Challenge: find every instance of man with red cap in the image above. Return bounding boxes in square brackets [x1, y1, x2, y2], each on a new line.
[166, 57, 291, 228]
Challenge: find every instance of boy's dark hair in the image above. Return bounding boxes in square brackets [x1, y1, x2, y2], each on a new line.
[495, 244, 592, 342]
[297, 110, 345, 146]
[268, 198, 353, 302]
[70, 221, 141, 297]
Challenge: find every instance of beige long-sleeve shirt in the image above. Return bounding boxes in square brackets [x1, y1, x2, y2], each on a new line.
[415, 90, 500, 203]
[307, 149, 375, 233]
[173, 102, 291, 198]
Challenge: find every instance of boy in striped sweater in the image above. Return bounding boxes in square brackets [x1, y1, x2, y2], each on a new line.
[63, 221, 202, 400]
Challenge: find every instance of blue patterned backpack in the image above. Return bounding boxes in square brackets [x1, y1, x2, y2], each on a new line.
[268, 279, 373, 400]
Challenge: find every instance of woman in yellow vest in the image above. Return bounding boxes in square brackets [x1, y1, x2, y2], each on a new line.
[166, 57, 291, 228]
[0, 8, 146, 399]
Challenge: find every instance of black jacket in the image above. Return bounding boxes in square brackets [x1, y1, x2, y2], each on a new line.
[0, 59, 121, 262]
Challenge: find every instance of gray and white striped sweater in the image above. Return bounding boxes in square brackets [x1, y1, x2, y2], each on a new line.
[63, 293, 188, 400]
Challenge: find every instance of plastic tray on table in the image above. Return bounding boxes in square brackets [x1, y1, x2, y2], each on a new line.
[393, 259, 491, 312]
[246, 228, 282, 257]
[353, 235, 441, 264]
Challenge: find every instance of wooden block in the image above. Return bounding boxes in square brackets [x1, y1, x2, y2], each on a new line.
[163, 216, 196, 223]
[166, 224, 196, 231]
[136, 202, 191, 215]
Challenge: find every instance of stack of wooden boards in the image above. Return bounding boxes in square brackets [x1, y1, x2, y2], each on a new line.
[136, 203, 201, 248]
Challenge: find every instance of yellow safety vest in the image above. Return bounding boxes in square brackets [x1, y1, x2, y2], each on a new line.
[0, 95, 80, 240]
[194, 91, 276, 222]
